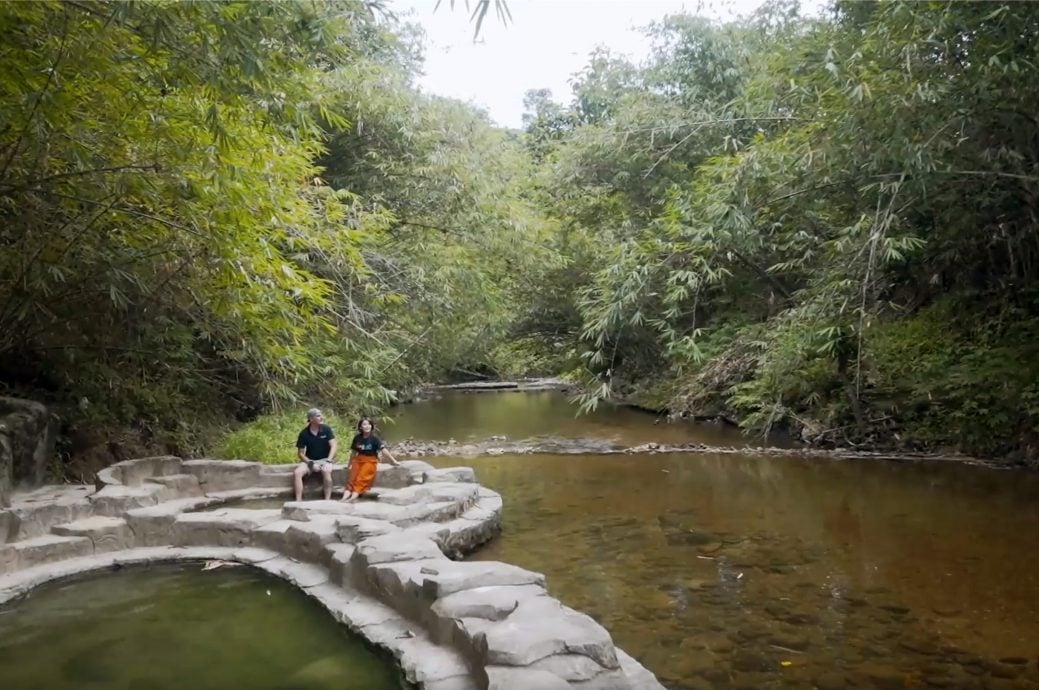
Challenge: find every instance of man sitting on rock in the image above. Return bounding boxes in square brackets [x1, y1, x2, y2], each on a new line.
[293, 408, 338, 501]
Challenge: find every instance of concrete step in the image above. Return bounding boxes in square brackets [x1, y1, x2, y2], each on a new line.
[89, 483, 165, 516]
[3, 487, 94, 542]
[52, 516, 134, 553]
[144, 473, 202, 498]
[1, 534, 93, 571]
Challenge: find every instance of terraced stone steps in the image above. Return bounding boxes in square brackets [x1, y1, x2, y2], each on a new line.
[0, 456, 665, 690]
[51, 516, 134, 552]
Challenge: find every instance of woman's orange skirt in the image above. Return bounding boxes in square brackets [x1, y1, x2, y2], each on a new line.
[347, 455, 379, 495]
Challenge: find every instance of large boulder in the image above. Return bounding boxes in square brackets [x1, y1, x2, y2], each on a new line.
[0, 397, 56, 504]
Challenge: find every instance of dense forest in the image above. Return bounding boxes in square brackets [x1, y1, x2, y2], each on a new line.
[1, 0, 1037, 475]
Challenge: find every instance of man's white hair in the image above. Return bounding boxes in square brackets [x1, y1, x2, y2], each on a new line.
[306, 408, 323, 420]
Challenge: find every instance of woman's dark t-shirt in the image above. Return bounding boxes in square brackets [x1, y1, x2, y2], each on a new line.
[351, 433, 384, 457]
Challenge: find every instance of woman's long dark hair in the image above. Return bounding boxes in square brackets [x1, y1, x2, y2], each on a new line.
[357, 417, 376, 434]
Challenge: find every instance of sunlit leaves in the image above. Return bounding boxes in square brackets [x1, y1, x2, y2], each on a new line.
[526, 0, 1039, 457]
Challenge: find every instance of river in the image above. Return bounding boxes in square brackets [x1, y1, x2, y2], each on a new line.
[384, 390, 1039, 689]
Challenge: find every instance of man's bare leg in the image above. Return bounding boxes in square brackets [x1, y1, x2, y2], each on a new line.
[321, 465, 333, 500]
[293, 464, 308, 501]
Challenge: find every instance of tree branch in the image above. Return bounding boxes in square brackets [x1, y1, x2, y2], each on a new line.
[1, 163, 162, 194]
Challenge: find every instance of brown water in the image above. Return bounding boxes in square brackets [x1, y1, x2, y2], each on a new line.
[0, 563, 400, 690]
[409, 392, 1039, 690]
[382, 390, 750, 447]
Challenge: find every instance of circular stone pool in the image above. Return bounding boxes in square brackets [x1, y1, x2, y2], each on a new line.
[0, 562, 401, 690]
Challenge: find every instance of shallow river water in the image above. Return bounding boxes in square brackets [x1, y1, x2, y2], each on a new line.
[4, 391, 1038, 690]
[390, 391, 1039, 690]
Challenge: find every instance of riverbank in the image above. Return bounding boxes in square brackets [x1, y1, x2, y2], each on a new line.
[416, 380, 1019, 471]
[386, 437, 1004, 469]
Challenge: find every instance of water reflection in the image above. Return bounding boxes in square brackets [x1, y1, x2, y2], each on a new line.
[383, 390, 752, 447]
[435, 450, 1039, 689]
[0, 563, 399, 690]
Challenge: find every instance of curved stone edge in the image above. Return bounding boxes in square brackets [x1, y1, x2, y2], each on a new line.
[0, 456, 666, 690]
[0, 546, 474, 690]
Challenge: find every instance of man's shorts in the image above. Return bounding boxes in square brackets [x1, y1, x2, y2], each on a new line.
[298, 459, 333, 474]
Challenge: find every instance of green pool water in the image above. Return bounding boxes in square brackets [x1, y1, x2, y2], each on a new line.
[0, 562, 401, 690]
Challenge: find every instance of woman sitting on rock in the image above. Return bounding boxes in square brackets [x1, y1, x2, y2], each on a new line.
[341, 417, 400, 502]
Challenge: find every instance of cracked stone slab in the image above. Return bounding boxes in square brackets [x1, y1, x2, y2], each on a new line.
[282, 500, 358, 522]
[261, 466, 348, 491]
[144, 473, 202, 498]
[436, 517, 500, 556]
[12, 534, 93, 569]
[362, 501, 463, 528]
[283, 516, 341, 564]
[360, 616, 422, 648]
[473, 596, 619, 670]
[231, 547, 281, 564]
[98, 456, 183, 487]
[52, 516, 134, 553]
[419, 560, 546, 599]
[530, 654, 614, 683]
[0, 511, 14, 545]
[423, 676, 479, 690]
[341, 501, 447, 527]
[204, 487, 286, 502]
[336, 515, 401, 544]
[172, 508, 282, 547]
[475, 489, 503, 514]
[325, 543, 357, 586]
[0, 543, 17, 571]
[6, 497, 94, 540]
[251, 519, 295, 553]
[182, 459, 263, 492]
[392, 631, 473, 684]
[431, 584, 547, 622]
[399, 522, 451, 548]
[305, 580, 360, 615]
[426, 483, 481, 507]
[90, 483, 165, 516]
[425, 467, 477, 484]
[124, 497, 218, 547]
[485, 666, 570, 690]
[257, 464, 297, 489]
[368, 484, 434, 505]
[372, 482, 480, 508]
[256, 556, 329, 589]
[333, 594, 405, 629]
[353, 533, 445, 568]
[366, 558, 449, 608]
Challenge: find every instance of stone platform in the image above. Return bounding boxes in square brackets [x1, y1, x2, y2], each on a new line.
[0, 456, 664, 690]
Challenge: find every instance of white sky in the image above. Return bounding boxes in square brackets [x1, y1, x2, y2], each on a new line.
[390, 0, 817, 128]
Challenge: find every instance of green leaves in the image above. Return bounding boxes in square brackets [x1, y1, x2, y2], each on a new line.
[0, 0, 398, 452]
[520, 0, 1039, 460]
